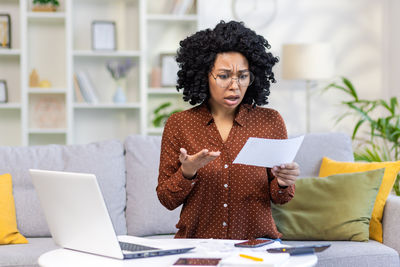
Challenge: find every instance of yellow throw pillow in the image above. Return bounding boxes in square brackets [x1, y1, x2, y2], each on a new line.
[0, 173, 28, 244]
[319, 157, 400, 243]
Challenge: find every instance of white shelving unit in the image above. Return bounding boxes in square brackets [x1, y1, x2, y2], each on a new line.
[69, 0, 143, 144]
[0, 0, 22, 146]
[0, 103, 22, 109]
[146, 14, 198, 21]
[0, 0, 198, 146]
[145, 0, 198, 134]
[147, 87, 182, 95]
[73, 50, 141, 57]
[26, 11, 66, 19]
[0, 49, 21, 56]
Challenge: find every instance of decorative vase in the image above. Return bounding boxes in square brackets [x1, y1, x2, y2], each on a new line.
[113, 80, 126, 104]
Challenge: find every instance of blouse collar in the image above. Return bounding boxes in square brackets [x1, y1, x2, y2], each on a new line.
[197, 102, 253, 127]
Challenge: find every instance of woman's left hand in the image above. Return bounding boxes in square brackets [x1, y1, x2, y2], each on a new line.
[271, 162, 300, 187]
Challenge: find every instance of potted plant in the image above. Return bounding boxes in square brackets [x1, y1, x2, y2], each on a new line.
[32, 0, 60, 12]
[106, 59, 134, 103]
[152, 102, 182, 128]
[324, 77, 400, 195]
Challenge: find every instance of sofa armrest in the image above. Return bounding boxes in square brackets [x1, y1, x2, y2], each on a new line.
[382, 195, 400, 254]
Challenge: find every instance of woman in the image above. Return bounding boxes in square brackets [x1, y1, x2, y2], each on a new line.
[156, 21, 299, 240]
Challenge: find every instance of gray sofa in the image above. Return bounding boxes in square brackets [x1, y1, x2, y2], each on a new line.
[0, 133, 399, 267]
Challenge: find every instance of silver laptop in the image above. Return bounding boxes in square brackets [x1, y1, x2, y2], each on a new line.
[29, 169, 194, 259]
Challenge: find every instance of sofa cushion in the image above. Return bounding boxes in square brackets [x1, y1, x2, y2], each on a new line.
[383, 195, 400, 256]
[0, 139, 127, 237]
[319, 157, 400, 243]
[0, 237, 58, 267]
[272, 169, 384, 241]
[282, 240, 399, 267]
[293, 132, 354, 177]
[125, 135, 181, 236]
[0, 173, 28, 244]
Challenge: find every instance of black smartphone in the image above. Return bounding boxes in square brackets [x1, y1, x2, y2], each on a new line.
[267, 244, 331, 255]
[234, 239, 274, 248]
[173, 258, 222, 266]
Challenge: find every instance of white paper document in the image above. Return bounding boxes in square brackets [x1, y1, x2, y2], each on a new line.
[220, 252, 290, 267]
[233, 135, 304, 168]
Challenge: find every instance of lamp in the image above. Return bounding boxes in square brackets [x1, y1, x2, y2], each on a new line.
[282, 43, 334, 132]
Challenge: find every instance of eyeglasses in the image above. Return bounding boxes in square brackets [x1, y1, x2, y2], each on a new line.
[210, 71, 255, 89]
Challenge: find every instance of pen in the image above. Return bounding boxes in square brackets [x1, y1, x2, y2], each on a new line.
[239, 254, 264, 262]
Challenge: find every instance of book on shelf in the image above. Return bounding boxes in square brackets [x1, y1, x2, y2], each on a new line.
[75, 71, 99, 104]
[162, 0, 177, 14]
[171, 0, 194, 15]
[73, 74, 84, 103]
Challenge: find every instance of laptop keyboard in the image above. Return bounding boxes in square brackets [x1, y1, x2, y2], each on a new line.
[119, 241, 159, 252]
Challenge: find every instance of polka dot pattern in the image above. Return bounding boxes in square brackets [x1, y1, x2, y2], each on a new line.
[156, 103, 295, 240]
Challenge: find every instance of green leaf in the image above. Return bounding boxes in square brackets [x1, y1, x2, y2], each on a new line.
[393, 175, 400, 196]
[334, 112, 351, 125]
[390, 129, 400, 140]
[347, 102, 374, 125]
[379, 99, 393, 115]
[324, 84, 352, 96]
[391, 97, 399, 111]
[342, 77, 358, 100]
[169, 109, 183, 115]
[355, 146, 383, 162]
[153, 102, 171, 115]
[34, 0, 59, 5]
[323, 83, 345, 91]
[152, 114, 169, 127]
[352, 119, 365, 139]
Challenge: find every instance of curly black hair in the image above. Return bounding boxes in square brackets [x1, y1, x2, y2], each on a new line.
[176, 20, 279, 106]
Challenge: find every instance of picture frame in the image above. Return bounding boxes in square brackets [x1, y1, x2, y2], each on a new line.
[0, 14, 11, 49]
[91, 21, 116, 51]
[0, 80, 8, 103]
[33, 96, 65, 128]
[160, 53, 179, 87]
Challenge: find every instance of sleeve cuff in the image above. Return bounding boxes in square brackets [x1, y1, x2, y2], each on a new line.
[176, 168, 198, 192]
[278, 183, 288, 189]
[270, 177, 295, 203]
[170, 167, 198, 192]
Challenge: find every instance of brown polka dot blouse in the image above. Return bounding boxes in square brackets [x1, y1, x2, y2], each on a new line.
[156, 103, 295, 240]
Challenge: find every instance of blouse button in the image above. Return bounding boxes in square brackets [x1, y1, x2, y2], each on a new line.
[224, 184, 228, 188]
[223, 203, 228, 208]
[224, 164, 228, 169]
[222, 222, 227, 227]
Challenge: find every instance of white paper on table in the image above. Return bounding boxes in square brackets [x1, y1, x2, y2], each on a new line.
[219, 252, 290, 267]
[232, 135, 304, 168]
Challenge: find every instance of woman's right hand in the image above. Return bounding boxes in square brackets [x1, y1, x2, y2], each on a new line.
[179, 148, 221, 179]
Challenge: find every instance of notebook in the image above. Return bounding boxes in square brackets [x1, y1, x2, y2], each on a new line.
[29, 169, 194, 259]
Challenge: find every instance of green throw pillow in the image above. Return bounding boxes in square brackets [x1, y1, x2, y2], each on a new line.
[271, 168, 385, 242]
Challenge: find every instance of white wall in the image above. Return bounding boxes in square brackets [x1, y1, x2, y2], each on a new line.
[385, 0, 400, 99]
[198, 0, 389, 136]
